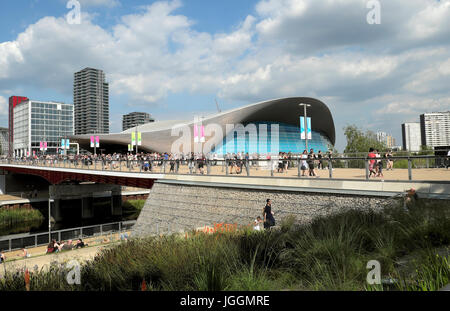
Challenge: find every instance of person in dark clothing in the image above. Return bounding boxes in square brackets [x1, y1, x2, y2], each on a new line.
[263, 199, 275, 229]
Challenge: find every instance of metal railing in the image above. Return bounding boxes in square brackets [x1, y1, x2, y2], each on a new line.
[1, 155, 449, 181]
[0, 220, 136, 252]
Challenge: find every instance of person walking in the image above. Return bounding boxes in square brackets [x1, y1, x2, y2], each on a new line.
[263, 199, 276, 229]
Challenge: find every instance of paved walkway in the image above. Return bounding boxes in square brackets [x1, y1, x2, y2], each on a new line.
[0, 243, 111, 277]
[0, 232, 130, 277]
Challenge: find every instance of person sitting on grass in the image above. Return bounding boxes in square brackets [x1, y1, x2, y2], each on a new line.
[46, 240, 55, 254]
[75, 239, 87, 249]
[0, 252, 6, 263]
[19, 248, 30, 258]
[62, 240, 74, 251]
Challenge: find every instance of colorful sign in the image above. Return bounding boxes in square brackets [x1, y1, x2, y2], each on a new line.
[95, 136, 99, 148]
[137, 132, 142, 146]
[131, 132, 136, 146]
[40, 142, 43, 151]
[128, 144, 132, 151]
[90, 136, 94, 148]
[300, 117, 311, 140]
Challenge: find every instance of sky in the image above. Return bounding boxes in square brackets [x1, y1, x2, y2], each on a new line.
[1, 0, 450, 151]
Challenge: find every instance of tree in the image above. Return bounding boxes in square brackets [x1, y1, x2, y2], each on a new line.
[343, 125, 387, 155]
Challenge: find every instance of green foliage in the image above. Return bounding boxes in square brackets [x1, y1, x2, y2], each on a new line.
[121, 199, 146, 220]
[343, 125, 387, 154]
[0, 207, 44, 234]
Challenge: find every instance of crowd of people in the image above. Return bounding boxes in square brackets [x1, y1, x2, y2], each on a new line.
[46, 238, 86, 254]
[7, 150, 336, 176]
[368, 148, 394, 178]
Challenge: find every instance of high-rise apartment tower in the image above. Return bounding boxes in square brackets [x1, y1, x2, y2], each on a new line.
[74, 67, 109, 135]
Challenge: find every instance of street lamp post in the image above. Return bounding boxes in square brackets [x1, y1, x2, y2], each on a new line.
[48, 198, 54, 243]
[135, 124, 139, 155]
[299, 103, 311, 152]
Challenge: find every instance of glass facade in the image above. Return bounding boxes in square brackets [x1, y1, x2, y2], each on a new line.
[213, 122, 332, 155]
[13, 101, 74, 156]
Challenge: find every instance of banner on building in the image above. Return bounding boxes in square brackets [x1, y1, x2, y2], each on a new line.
[194, 124, 199, 143]
[300, 117, 312, 140]
[200, 125, 205, 143]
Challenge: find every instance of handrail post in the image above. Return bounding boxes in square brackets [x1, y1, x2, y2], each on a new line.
[365, 159, 369, 180]
[163, 160, 166, 174]
[408, 157, 412, 181]
[225, 159, 229, 175]
[270, 159, 274, 177]
[246, 159, 250, 176]
[329, 159, 333, 178]
[298, 156, 301, 177]
[100, 224, 103, 236]
[207, 159, 211, 175]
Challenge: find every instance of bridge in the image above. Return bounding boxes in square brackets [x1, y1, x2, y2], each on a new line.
[1, 158, 449, 236]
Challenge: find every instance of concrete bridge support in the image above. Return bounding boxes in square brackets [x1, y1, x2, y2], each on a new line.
[49, 183, 122, 221]
[81, 196, 94, 219]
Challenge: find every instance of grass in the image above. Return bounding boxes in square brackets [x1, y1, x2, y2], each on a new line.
[121, 199, 146, 220]
[0, 207, 44, 235]
[0, 198, 448, 291]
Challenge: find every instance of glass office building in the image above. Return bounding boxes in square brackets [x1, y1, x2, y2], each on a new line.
[13, 100, 74, 156]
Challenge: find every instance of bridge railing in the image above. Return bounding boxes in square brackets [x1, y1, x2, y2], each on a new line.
[0, 220, 136, 253]
[2, 155, 449, 181]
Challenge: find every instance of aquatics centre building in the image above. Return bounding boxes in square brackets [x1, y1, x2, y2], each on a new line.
[71, 97, 335, 155]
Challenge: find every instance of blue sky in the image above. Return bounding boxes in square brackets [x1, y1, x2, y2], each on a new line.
[1, 0, 450, 151]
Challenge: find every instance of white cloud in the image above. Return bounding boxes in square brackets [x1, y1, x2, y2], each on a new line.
[77, 0, 120, 8]
[0, 96, 7, 116]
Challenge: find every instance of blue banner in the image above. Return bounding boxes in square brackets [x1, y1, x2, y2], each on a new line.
[300, 117, 305, 139]
[307, 117, 312, 140]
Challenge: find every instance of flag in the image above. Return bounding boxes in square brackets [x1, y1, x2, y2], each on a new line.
[61, 139, 65, 149]
[307, 117, 312, 140]
[40, 142, 43, 151]
[128, 144, 132, 151]
[131, 132, 136, 146]
[200, 125, 205, 143]
[137, 132, 142, 146]
[300, 117, 305, 140]
[90, 136, 94, 148]
[194, 124, 199, 143]
[95, 136, 100, 148]
[43, 142, 47, 151]
[66, 139, 70, 149]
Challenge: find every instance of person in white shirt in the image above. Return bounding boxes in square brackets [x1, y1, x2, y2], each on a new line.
[253, 216, 263, 231]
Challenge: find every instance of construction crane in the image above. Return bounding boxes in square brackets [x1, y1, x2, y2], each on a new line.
[215, 98, 221, 113]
